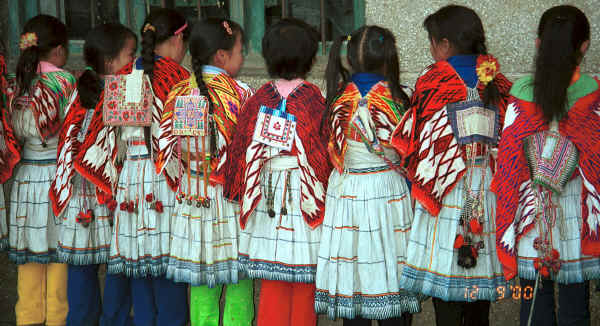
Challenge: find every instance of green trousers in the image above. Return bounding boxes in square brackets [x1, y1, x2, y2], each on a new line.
[190, 279, 254, 326]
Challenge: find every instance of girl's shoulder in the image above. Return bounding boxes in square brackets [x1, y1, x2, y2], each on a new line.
[509, 75, 534, 102]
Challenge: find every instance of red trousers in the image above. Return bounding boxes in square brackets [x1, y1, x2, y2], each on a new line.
[257, 280, 317, 326]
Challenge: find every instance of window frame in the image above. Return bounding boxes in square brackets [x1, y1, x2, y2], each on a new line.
[5, 0, 365, 61]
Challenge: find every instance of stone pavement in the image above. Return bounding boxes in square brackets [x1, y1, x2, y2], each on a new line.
[1, 252, 599, 326]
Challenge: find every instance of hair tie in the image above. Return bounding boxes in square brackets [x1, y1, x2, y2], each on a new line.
[85, 66, 94, 71]
[19, 32, 38, 50]
[143, 23, 156, 33]
[222, 21, 233, 36]
[476, 54, 500, 86]
[346, 35, 352, 41]
[174, 22, 188, 35]
[378, 35, 384, 42]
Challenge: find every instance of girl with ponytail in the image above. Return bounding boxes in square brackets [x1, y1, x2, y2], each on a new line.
[493, 6, 600, 325]
[49, 23, 137, 326]
[315, 26, 417, 325]
[390, 5, 512, 325]
[5, 14, 76, 326]
[156, 18, 254, 326]
[73, 8, 190, 326]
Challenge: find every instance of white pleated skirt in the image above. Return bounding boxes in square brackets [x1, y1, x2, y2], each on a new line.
[517, 176, 600, 284]
[399, 164, 508, 302]
[57, 174, 112, 265]
[107, 143, 176, 278]
[238, 156, 321, 283]
[8, 147, 60, 264]
[166, 170, 242, 287]
[315, 161, 421, 320]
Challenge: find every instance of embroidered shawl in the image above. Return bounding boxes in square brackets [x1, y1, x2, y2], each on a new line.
[156, 71, 252, 191]
[491, 78, 600, 281]
[328, 81, 407, 172]
[50, 90, 95, 216]
[390, 58, 512, 216]
[6, 69, 76, 142]
[223, 81, 332, 229]
[73, 57, 190, 196]
[0, 54, 21, 183]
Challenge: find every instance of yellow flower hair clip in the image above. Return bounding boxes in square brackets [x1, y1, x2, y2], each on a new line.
[143, 23, 156, 33]
[19, 32, 38, 51]
[476, 55, 500, 86]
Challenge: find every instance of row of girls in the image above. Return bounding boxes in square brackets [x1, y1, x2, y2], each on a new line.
[1, 4, 599, 326]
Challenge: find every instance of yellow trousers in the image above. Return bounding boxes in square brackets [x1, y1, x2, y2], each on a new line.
[16, 263, 68, 326]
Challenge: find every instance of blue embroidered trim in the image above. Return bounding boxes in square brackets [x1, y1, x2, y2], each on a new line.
[238, 255, 316, 283]
[399, 265, 509, 302]
[314, 290, 424, 320]
[8, 249, 60, 265]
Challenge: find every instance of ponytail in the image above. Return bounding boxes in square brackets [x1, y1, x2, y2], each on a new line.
[16, 47, 40, 96]
[192, 56, 218, 155]
[322, 35, 350, 132]
[325, 35, 350, 108]
[381, 29, 409, 108]
[534, 5, 589, 121]
[16, 15, 67, 96]
[78, 69, 102, 109]
[141, 27, 157, 79]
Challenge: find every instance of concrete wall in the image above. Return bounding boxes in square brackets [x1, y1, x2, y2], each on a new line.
[366, 0, 600, 84]
[237, 0, 600, 90]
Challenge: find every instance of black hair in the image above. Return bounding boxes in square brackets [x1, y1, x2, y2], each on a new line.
[140, 8, 189, 80]
[534, 5, 590, 121]
[79, 23, 137, 109]
[325, 25, 410, 109]
[262, 18, 319, 80]
[16, 15, 68, 96]
[188, 18, 243, 162]
[423, 5, 501, 107]
[189, 18, 243, 115]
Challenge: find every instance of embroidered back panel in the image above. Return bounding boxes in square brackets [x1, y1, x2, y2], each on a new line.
[102, 73, 153, 126]
[523, 130, 579, 194]
[172, 89, 209, 136]
[328, 82, 406, 171]
[252, 101, 297, 151]
[447, 100, 500, 145]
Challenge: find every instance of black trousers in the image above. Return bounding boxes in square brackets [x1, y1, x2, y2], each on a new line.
[343, 313, 413, 326]
[432, 298, 490, 326]
[519, 278, 590, 326]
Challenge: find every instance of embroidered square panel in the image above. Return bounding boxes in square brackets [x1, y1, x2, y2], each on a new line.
[172, 92, 209, 136]
[252, 102, 296, 151]
[447, 100, 499, 145]
[103, 74, 153, 126]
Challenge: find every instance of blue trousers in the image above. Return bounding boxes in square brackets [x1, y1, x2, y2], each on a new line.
[520, 278, 590, 326]
[100, 273, 189, 326]
[67, 265, 104, 326]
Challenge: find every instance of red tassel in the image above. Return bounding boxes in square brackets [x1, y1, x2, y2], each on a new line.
[107, 199, 118, 212]
[454, 234, 464, 249]
[551, 249, 560, 260]
[469, 219, 483, 235]
[541, 266, 550, 278]
[471, 246, 479, 259]
[145, 193, 155, 203]
[154, 201, 164, 213]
